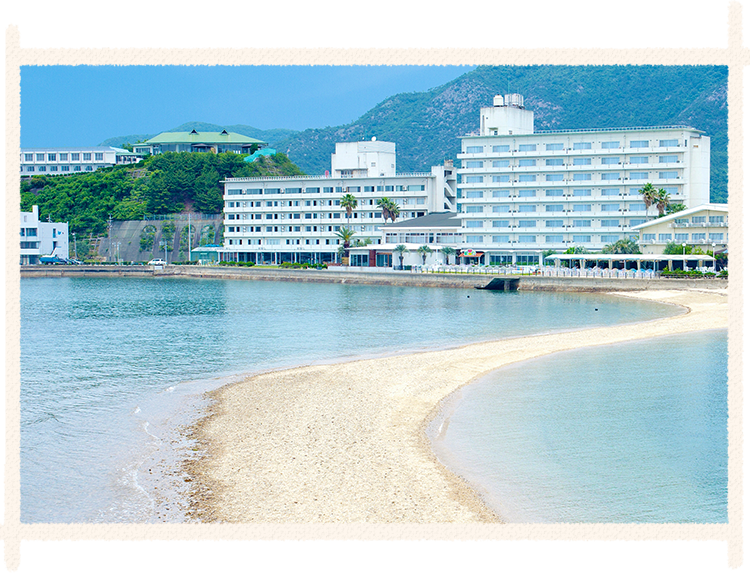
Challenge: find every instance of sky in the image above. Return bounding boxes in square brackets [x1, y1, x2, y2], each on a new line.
[20, 65, 474, 147]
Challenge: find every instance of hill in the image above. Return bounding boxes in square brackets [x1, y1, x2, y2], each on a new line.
[274, 65, 728, 202]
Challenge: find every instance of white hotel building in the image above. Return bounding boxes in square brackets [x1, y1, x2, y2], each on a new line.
[20, 205, 69, 265]
[20, 146, 142, 177]
[454, 94, 711, 265]
[221, 140, 457, 265]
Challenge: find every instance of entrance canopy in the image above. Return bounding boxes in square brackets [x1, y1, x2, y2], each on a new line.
[545, 254, 715, 263]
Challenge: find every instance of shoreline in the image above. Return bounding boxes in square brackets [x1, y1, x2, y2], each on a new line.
[184, 288, 727, 523]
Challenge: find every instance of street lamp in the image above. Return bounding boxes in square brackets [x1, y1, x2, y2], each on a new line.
[682, 242, 686, 255]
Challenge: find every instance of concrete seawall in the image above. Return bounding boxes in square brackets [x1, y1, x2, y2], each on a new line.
[19, 265, 729, 292]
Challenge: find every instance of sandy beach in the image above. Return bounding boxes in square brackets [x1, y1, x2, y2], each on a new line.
[185, 288, 728, 523]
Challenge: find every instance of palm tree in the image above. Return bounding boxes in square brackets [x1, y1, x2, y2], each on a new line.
[377, 197, 400, 224]
[335, 227, 356, 264]
[639, 182, 658, 214]
[386, 200, 400, 223]
[440, 246, 456, 264]
[393, 244, 408, 270]
[655, 188, 671, 216]
[340, 194, 358, 228]
[417, 244, 432, 265]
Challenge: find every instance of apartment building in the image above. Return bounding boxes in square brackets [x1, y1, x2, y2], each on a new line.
[631, 204, 728, 255]
[20, 146, 142, 176]
[221, 140, 457, 264]
[20, 205, 69, 265]
[454, 94, 711, 264]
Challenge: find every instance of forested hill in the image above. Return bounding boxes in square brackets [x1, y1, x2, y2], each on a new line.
[20, 152, 304, 236]
[275, 65, 728, 203]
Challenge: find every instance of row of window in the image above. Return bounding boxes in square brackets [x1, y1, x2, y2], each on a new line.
[463, 139, 681, 154]
[675, 216, 726, 224]
[23, 165, 96, 173]
[22, 152, 104, 162]
[641, 233, 725, 242]
[226, 197, 426, 209]
[463, 156, 680, 169]
[459, 186, 678, 199]
[462, 171, 679, 183]
[466, 219, 629, 228]
[225, 184, 426, 196]
[464, 234, 627, 244]
[460, 204, 649, 213]
[226, 225, 379, 234]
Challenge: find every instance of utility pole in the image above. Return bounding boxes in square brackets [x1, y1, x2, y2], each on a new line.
[72, 232, 77, 260]
[188, 212, 192, 262]
[108, 215, 113, 262]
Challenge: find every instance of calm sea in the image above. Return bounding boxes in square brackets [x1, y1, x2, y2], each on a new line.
[21, 276, 684, 523]
[429, 329, 728, 523]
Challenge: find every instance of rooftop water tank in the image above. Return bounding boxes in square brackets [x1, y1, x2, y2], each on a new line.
[504, 93, 524, 108]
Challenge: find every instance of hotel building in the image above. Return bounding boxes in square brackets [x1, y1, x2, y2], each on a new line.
[454, 94, 711, 264]
[20, 146, 142, 176]
[631, 203, 728, 255]
[134, 130, 266, 155]
[20, 205, 69, 265]
[220, 140, 457, 264]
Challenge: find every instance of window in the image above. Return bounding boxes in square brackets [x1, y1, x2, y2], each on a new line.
[492, 205, 510, 212]
[492, 175, 511, 182]
[709, 215, 725, 223]
[519, 220, 537, 228]
[95, 153, 104, 161]
[466, 220, 484, 228]
[546, 204, 564, 212]
[692, 233, 706, 241]
[47, 153, 56, 161]
[60, 153, 67, 161]
[546, 158, 564, 166]
[74, 166, 81, 171]
[601, 188, 620, 196]
[573, 188, 592, 196]
[601, 173, 620, 180]
[601, 234, 620, 243]
[26, 166, 35, 172]
[492, 220, 510, 227]
[492, 145, 510, 152]
[601, 219, 620, 227]
[518, 235, 537, 243]
[492, 235, 510, 243]
[24, 153, 33, 161]
[546, 189, 564, 197]
[83, 153, 92, 160]
[71, 153, 80, 161]
[465, 205, 483, 213]
[39, 166, 46, 172]
[659, 139, 679, 147]
[659, 155, 678, 163]
[61, 165, 69, 172]
[50, 166, 58, 172]
[602, 141, 620, 149]
[546, 174, 564, 181]
[601, 156, 620, 164]
[573, 235, 592, 243]
[545, 220, 564, 227]
[629, 172, 648, 180]
[630, 156, 648, 164]
[518, 174, 536, 182]
[691, 216, 706, 224]
[630, 219, 647, 226]
[601, 204, 620, 211]
[36, 153, 44, 161]
[546, 143, 564, 151]
[465, 160, 483, 168]
[466, 145, 483, 153]
[492, 160, 510, 168]
[643, 233, 656, 241]
[573, 173, 591, 181]
[658, 171, 679, 179]
[465, 235, 483, 243]
[465, 190, 483, 199]
[573, 220, 591, 227]
[492, 190, 510, 198]
[518, 159, 536, 167]
[629, 203, 646, 211]
[573, 142, 592, 150]
[545, 235, 564, 243]
[464, 175, 483, 183]
[709, 233, 724, 241]
[629, 187, 642, 195]
[518, 144, 537, 152]
[518, 189, 536, 197]
[675, 218, 689, 225]
[674, 233, 689, 241]
[573, 157, 591, 165]
[573, 204, 592, 211]
[659, 234, 673, 241]
[518, 204, 536, 212]
[630, 140, 649, 148]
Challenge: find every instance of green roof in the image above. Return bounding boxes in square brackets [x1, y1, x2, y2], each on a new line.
[145, 130, 265, 145]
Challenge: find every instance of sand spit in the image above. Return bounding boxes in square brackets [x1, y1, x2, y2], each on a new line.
[185, 289, 727, 523]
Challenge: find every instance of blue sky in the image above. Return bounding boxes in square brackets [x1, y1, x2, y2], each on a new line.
[20, 65, 474, 147]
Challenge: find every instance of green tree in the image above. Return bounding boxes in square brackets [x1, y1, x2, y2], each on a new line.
[440, 246, 457, 264]
[664, 241, 694, 255]
[393, 244, 408, 269]
[602, 238, 641, 254]
[638, 182, 658, 214]
[340, 194, 358, 227]
[655, 188, 671, 216]
[417, 244, 432, 265]
[666, 202, 686, 215]
[377, 197, 400, 223]
[335, 227, 356, 263]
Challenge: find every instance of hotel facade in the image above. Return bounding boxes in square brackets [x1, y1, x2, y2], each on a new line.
[453, 94, 711, 264]
[220, 140, 457, 264]
[20, 205, 69, 265]
[20, 146, 142, 177]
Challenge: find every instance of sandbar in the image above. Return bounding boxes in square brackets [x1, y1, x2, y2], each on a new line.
[185, 288, 728, 523]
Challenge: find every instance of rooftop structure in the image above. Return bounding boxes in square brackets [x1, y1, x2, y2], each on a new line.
[134, 130, 266, 155]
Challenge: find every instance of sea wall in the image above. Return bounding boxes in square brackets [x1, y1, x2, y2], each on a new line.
[19, 265, 729, 292]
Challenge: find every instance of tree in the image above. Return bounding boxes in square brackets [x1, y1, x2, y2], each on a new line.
[655, 188, 671, 217]
[341, 194, 358, 228]
[377, 197, 400, 223]
[417, 244, 432, 265]
[638, 182, 658, 214]
[440, 246, 457, 264]
[666, 202, 686, 215]
[335, 227, 356, 263]
[664, 242, 694, 255]
[393, 244, 408, 270]
[602, 238, 641, 254]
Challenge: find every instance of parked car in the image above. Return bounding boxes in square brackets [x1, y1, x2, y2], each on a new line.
[67, 258, 83, 265]
[148, 259, 167, 266]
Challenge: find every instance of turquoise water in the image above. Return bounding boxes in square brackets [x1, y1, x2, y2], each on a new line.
[20, 277, 682, 523]
[429, 329, 728, 523]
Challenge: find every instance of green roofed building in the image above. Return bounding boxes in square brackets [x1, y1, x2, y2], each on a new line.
[134, 129, 266, 156]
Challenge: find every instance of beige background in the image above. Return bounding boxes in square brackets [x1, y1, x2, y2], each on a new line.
[0, 0, 750, 572]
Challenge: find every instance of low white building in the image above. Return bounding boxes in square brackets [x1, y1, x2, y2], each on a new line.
[220, 140, 457, 265]
[20, 146, 142, 176]
[631, 203, 728, 254]
[20, 205, 69, 264]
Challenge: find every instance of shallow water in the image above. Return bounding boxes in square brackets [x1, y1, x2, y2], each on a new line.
[20, 276, 681, 523]
[429, 329, 728, 523]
